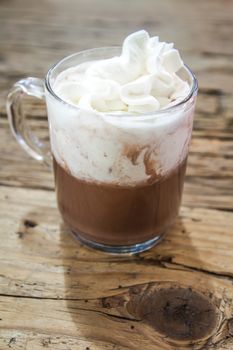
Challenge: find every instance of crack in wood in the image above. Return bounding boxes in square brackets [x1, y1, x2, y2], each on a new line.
[0, 182, 54, 191]
[167, 262, 233, 281]
[0, 293, 87, 301]
[66, 306, 139, 323]
[134, 257, 233, 283]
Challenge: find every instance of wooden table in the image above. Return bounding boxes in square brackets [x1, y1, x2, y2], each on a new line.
[0, 0, 233, 349]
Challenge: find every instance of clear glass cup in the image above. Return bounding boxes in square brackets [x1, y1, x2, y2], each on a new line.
[6, 47, 198, 254]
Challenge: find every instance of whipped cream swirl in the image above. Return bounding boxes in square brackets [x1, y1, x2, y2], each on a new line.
[54, 30, 190, 114]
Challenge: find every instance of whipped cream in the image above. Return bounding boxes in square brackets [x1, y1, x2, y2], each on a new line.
[54, 30, 190, 114]
[46, 31, 196, 186]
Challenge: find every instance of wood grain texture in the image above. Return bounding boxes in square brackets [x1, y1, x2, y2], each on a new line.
[0, 0, 233, 349]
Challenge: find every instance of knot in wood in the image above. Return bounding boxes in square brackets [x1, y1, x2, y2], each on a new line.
[127, 286, 220, 343]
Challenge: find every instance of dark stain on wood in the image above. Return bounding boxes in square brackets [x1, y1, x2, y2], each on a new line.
[101, 295, 125, 309]
[16, 231, 24, 238]
[23, 219, 37, 228]
[41, 337, 51, 347]
[8, 337, 16, 348]
[228, 318, 233, 336]
[127, 285, 221, 343]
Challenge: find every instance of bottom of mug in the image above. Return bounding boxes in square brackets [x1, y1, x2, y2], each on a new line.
[71, 230, 164, 254]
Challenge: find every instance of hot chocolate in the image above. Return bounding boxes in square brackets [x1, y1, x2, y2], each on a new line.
[45, 30, 197, 252]
[54, 156, 187, 246]
[7, 30, 197, 253]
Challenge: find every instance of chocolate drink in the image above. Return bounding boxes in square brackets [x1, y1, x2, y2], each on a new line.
[6, 30, 197, 253]
[46, 31, 197, 252]
[54, 156, 187, 246]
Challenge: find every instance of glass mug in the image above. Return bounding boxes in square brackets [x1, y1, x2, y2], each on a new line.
[7, 48, 198, 254]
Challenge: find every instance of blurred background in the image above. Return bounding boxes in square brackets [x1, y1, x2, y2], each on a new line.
[1, 0, 232, 86]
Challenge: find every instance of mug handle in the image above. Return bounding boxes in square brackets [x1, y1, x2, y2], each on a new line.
[6, 77, 51, 166]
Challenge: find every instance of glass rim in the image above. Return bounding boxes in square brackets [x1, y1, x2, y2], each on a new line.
[45, 46, 198, 119]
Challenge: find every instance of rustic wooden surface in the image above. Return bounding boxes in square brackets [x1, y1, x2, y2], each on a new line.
[1, 0, 233, 349]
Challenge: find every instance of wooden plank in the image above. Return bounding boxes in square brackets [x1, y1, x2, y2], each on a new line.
[0, 186, 233, 348]
[0, 0, 232, 56]
[183, 179, 233, 210]
[0, 330, 126, 350]
[0, 121, 232, 210]
[0, 289, 232, 350]
[0, 185, 233, 299]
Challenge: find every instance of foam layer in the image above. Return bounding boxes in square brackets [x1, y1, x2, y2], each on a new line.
[46, 31, 196, 185]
